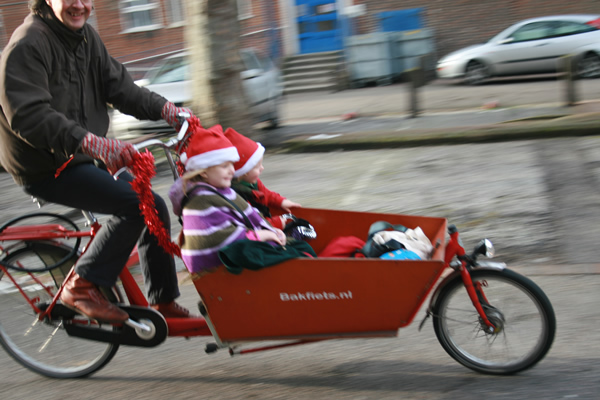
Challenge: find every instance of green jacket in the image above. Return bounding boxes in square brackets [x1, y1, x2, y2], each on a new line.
[218, 239, 316, 275]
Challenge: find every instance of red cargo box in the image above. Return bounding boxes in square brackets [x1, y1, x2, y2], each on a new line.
[193, 208, 447, 343]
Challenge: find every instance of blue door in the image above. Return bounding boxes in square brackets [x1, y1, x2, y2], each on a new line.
[296, 0, 343, 53]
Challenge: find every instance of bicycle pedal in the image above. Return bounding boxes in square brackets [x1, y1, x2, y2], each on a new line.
[38, 302, 78, 319]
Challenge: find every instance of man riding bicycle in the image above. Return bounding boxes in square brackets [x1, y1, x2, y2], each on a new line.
[0, 0, 194, 322]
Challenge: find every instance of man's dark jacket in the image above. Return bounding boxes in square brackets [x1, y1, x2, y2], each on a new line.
[0, 9, 167, 185]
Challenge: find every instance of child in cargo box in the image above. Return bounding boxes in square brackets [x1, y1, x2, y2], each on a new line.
[224, 127, 302, 229]
[168, 122, 286, 275]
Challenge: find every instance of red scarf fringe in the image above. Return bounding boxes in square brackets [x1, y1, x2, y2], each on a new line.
[130, 150, 181, 258]
[130, 116, 203, 258]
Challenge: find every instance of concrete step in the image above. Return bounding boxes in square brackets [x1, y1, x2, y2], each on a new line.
[281, 51, 345, 94]
[283, 62, 341, 75]
[283, 70, 336, 81]
[284, 75, 337, 88]
[283, 82, 339, 95]
[284, 55, 342, 67]
[284, 51, 343, 63]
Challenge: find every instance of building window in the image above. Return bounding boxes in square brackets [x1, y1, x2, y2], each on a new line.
[237, 0, 253, 20]
[120, 0, 163, 33]
[166, 0, 185, 26]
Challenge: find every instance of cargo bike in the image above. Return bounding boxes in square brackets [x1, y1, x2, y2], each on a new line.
[0, 120, 556, 379]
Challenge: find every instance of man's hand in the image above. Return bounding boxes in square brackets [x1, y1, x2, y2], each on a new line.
[80, 133, 137, 174]
[161, 101, 194, 131]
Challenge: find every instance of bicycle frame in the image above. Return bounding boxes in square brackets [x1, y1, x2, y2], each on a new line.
[0, 212, 212, 338]
[0, 117, 496, 352]
[0, 118, 557, 377]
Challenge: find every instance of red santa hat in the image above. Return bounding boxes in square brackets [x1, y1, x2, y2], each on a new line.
[224, 127, 265, 178]
[180, 124, 239, 172]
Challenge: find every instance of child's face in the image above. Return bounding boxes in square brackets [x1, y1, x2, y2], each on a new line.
[240, 158, 264, 184]
[202, 162, 235, 188]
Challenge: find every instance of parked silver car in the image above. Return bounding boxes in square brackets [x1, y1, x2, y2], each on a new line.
[109, 48, 282, 138]
[436, 14, 600, 85]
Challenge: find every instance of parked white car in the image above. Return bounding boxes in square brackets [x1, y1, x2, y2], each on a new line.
[109, 48, 282, 138]
[436, 14, 600, 85]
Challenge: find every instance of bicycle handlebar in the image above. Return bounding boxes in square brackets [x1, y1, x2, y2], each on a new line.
[114, 113, 191, 180]
[133, 118, 189, 152]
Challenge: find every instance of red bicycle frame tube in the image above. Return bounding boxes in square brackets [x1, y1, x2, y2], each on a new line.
[0, 264, 47, 314]
[0, 224, 93, 241]
[444, 230, 496, 330]
[117, 267, 212, 337]
[1, 219, 212, 337]
[51, 222, 99, 318]
[0, 221, 96, 320]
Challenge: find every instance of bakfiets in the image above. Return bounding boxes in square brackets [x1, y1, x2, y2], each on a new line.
[0, 118, 556, 378]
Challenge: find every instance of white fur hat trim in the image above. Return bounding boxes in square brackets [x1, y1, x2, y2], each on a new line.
[185, 147, 240, 171]
[233, 143, 265, 177]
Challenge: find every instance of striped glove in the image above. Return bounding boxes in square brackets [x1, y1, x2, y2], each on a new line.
[161, 101, 194, 131]
[80, 133, 138, 174]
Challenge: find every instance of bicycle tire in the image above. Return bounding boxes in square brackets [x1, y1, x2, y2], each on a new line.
[432, 268, 555, 375]
[0, 241, 119, 378]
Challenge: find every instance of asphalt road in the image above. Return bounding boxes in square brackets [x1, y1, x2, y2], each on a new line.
[1, 135, 599, 399]
[4, 273, 596, 400]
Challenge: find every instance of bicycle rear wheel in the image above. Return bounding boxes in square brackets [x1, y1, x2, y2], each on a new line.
[432, 268, 555, 375]
[0, 241, 119, 378]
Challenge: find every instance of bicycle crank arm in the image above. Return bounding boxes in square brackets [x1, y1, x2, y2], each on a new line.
[64, 305, 168, 347]
[125, 318, 152, 332]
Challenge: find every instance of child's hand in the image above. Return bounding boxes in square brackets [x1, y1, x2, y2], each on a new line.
[274, 228, 286, 244]
[256, 229, 286, 245]
[281, 199, 301, 212]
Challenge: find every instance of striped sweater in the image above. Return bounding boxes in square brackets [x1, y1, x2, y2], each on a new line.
[172, 183, 275, 273]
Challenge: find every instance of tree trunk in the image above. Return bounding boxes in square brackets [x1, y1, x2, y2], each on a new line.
[184, 0, 256, 137]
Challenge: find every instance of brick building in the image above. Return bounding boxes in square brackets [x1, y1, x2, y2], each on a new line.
[0, 1, 599, 76]
[0, 0, 280, 79]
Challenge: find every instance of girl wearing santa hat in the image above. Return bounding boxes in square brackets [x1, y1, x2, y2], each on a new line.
[168, 122, 286, 275]
[224, 127, 301, 229]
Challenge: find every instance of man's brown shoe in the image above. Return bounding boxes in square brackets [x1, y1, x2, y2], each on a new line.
[60, 273, 128, 323]
[150, 301, 191, 318]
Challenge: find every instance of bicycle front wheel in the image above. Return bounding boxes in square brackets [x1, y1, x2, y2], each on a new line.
[0, 241, 119, 378]
[432, 268, 555, 375]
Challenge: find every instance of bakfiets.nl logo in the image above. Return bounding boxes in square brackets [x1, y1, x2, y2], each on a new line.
[280, 291, 353, 302]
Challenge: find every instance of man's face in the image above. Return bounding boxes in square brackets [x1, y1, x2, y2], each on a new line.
[46, 0, 92, 31]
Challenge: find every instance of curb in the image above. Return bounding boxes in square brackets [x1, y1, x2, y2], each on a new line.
[274, 118, 600, 153]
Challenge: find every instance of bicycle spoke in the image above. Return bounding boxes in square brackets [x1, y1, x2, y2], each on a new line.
[23, 316, 41, 337]
[39, 322, 61, 353]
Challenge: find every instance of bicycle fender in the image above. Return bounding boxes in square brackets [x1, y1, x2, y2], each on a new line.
[64, 305, 168, 347]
